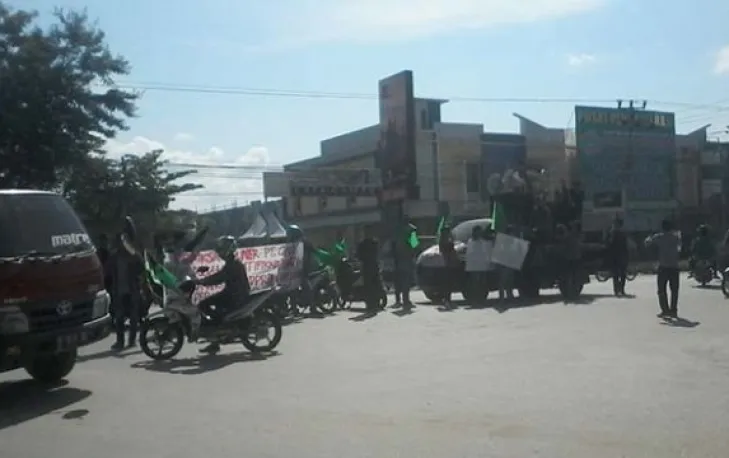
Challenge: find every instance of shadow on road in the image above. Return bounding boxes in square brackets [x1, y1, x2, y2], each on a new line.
[130, 350, 280, 375]
[661, 317, 701, 328]
[691, 284, 721, 290]
[77, 347, 143, 363]
[0, 379, 92, 430]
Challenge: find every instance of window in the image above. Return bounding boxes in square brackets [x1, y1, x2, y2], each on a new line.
[318, 196, 328, 212]
[465, 163, 480, 193]
[346, 195, 357, 208]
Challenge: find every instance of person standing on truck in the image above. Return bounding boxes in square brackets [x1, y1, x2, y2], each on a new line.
[605, 217, 629, 296]
[645, 219, 682, 319]
[109, 233, 144, 351]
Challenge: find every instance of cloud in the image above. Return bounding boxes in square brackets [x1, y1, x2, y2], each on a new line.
[257, 0, 606, 48]
[714, 45, 729, 75]
[104, 136, 274, 211]
[566, 53, 597, 67]
[173, 132, 194, 142]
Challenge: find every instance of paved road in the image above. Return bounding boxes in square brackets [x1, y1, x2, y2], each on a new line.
[2, 274, 729, 458]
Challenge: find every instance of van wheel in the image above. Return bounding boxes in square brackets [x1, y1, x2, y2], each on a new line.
[24, 349, 77, 384]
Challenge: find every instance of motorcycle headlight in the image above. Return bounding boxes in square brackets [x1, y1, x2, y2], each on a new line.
[0, 306, 29, 334]
[92, 290, 111, 319]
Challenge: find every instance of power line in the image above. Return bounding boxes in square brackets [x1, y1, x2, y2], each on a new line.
[102, 81, 729, 111]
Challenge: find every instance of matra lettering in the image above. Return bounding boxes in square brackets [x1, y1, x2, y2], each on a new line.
[51, 233, 90, 248]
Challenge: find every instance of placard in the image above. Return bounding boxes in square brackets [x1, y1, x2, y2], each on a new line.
[491, 234, 530, 271]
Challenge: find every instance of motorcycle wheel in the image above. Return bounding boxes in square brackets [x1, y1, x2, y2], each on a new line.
[595, 271, 610, 282]
[316, 286, 337, 315]
[241, 310, 282, 353]
[721, 274, 729, 299]
[140, 316, 185, 361]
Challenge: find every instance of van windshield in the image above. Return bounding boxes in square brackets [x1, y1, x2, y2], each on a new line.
[0, 193, 93, 258]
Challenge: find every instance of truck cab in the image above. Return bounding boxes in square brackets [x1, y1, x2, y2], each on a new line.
[0, 190, 111, 383]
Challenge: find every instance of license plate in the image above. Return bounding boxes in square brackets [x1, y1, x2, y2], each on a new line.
[56, 332, 85, 352]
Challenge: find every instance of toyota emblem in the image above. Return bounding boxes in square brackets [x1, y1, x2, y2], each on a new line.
[56, 301, 73, 316]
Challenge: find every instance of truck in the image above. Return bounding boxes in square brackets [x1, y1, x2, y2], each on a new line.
[415, 171, 604, 303]
[0, 190, 111, 383]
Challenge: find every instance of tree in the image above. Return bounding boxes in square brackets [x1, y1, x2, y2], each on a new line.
[0, 3, 138, 189]
[65, 150, 202, 237]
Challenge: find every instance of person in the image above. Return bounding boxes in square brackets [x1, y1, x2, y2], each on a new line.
[438, 226, 457, 307]
[689, 224, 716, 275]
[497, 225, 517, 302]
[97, 233, 112, 294]
[393, 223, 415, 308]
[605, 217, 629, 296]
[356, 226, 381, 312]
[288, 225, 317, 313]
[465, 225, 493, 305]
[645, 219, 681, 319]
[196, 236, 250, 354]
[108, 233, 144, 351]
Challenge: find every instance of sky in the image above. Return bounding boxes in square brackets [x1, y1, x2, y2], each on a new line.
[21, 0, 729, 210]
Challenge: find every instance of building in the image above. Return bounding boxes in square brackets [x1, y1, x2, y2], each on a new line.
[574, 105, 678, 232]
[263, 71, 498, 245]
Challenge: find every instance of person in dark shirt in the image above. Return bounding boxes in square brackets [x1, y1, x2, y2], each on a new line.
[605, 217, 629, 296]
[438, 226, 457, 307]
[108, 234, 144, 351]
[357, 227, 381, 311]
[196, 236, 250, 354]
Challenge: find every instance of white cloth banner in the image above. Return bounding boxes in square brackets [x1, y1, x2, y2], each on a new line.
[189, 242, 304, 303]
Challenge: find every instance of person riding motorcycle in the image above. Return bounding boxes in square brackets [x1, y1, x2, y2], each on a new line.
[689, 225, 716, 276]
[196, 235, 251, 354]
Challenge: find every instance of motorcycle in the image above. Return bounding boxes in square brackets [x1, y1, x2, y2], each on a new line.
[335, 258, 387, 311]
[286, 268, 338, 316]
[139, 270, 283, 361]
[691, 259, 717, 286]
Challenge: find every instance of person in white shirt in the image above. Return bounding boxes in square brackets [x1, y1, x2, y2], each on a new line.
[465, 225, 494, 305]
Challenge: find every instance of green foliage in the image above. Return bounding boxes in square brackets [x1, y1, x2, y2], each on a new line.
[65, 150, 202, 235]
[0, 2, 138, 189]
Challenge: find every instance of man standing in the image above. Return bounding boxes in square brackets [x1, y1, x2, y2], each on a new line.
[393, 222, 415, 308]
[645, 219, 682, 319]
[605, 217, 629, 296]
[109, 234, 144, 351]
[357, 226, 381, 312]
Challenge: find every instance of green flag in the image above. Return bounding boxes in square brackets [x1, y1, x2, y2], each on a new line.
[435, 216, 446, 238]
[407, 223, 420, 249]
[144, 251, 179, 290]
[314, 248, 335, 267]
[333, 239, 347, 256]
[490, 201, 506, 232]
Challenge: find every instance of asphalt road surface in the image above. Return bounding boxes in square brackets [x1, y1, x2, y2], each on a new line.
[2, 274, 729, 458]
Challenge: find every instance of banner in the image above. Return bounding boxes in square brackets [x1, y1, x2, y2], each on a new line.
[491, 233, 530, 271]
[189, 242, 303, 303]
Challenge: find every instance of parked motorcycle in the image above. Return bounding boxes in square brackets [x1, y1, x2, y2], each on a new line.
[335, 258, 387, 311]
[287, 268, 338, 315]
[139, 272, 283, 361]
[692, 259, 717, 286]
